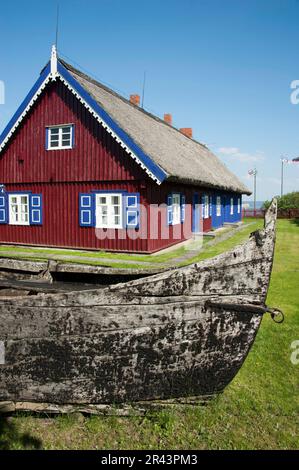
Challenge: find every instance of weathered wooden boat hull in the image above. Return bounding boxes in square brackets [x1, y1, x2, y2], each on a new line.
[0, 201, 277, 407]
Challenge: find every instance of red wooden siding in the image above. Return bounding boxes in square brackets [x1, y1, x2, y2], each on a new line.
[0, 182, 149, 252]
[203, 217, 212, 232]
[0, 79, 213, 253]
[0, 81, 145, 184]
[0, 182, 212, 253]
[146, 183, 212, 252]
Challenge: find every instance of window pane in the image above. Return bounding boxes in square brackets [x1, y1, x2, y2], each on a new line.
[62, 132, 71, 138]
[96, 193, 122, 228]
[48, 126, 73, 149]
[112, 196, 120, 205]
[9, 194, 29, 225]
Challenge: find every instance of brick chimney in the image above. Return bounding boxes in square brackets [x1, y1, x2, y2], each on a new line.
[130, 94, 140, 106]
[180, 128, 193, 138]
[164, 113, 172, 126]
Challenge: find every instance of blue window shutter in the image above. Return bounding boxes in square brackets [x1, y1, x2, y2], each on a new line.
[202, 195, 205, 218]
[181, 195, 186, 223]
[125, 193, 140, 229]
[167, 194, 173, 225]
[45, 128, 49, 150]
[0, 194, 8, 224]
[79, 193, 95, 227]
[29, 194, 43, 225]
[71, 125, 75, 148]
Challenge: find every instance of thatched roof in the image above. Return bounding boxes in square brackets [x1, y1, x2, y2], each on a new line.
[63, 60, 251, 195]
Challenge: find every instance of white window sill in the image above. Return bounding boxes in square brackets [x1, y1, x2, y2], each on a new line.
[96, 225, 123, 229]
[47, 146, 73, 151]
[9, 222, 30, 226]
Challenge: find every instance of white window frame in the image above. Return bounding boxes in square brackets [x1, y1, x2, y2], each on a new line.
[230, 198, 234, 215]
[95, 193, 123, 229]
[172, 193, 181, 225]
[237, 198, 241, 214]
[204, 195, 209, 219]
[8, 194, 30, 226]
[216, 196, 221, 216]
[47, 124, 73, 150]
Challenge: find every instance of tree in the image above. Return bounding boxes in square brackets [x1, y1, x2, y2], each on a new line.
[263, 192, 299, 210]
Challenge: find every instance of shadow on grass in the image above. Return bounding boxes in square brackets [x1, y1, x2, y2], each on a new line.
[0, 415, 42, 450]
[290, 218, 299, 227]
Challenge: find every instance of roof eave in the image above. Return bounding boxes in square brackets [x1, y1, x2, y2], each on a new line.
[166, 175, 251, 195]
[56, 61, 167, 185]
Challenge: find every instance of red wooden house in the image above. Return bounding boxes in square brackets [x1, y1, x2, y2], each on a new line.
[0, 47, 250, 253]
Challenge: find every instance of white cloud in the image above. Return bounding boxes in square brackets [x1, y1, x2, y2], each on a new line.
[217, 147, 265, 163]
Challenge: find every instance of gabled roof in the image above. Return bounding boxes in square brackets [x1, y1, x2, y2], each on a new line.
[0, 47, 250, 194]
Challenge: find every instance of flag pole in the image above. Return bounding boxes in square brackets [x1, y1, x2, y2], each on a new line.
[281, 158, 284, 197]
[254, 169, 257, 216]
[280, 157, 289, 197]
[248, 168, 258, 216]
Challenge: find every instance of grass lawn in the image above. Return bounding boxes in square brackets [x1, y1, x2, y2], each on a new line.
[0, 220, 257, 269]
[0, 219, 298, 450]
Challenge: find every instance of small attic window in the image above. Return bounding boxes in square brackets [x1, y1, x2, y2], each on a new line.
[46, 125, 74, 150]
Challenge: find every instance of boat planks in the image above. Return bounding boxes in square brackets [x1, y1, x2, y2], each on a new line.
[0, 200, 277, 410]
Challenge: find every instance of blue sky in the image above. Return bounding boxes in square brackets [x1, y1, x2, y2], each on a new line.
[1, 0, 299, 201]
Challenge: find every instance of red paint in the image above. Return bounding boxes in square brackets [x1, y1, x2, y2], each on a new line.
[203, 217, 212, 232]
[0, 80, 211, 252]
[0, 81, 144, 184]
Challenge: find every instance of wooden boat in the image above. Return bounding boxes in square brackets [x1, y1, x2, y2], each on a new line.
[0, 199, 283, 413]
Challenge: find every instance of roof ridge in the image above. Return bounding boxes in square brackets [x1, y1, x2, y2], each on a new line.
[59, 58, 209, 151]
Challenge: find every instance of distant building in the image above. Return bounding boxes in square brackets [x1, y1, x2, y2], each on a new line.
[0, 47, 250, 253]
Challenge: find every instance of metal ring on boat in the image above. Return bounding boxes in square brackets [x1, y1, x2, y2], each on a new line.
[265, 306, 285, 324]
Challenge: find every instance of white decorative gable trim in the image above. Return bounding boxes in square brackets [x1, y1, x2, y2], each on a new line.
[0, 71, 52, 153]
[0, 48, 167, 185]
[50, 45, 58, 78]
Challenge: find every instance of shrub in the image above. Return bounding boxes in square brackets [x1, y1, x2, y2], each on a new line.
[263, 192, 299, 210]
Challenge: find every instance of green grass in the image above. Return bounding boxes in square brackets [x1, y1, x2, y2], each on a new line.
[0, 221, 252, 269]
[0, 219, 298, 449]
[0, 243, 189, 264]
[178, 218, 262, 266]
